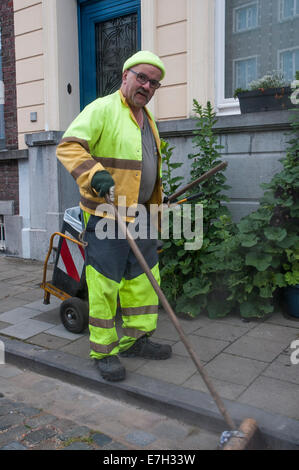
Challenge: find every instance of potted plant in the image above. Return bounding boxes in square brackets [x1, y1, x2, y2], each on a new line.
[234, 71, 295, 113]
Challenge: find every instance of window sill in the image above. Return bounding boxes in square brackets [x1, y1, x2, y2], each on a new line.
[0, 149, 28, 161]
[157, 109, 294, 138]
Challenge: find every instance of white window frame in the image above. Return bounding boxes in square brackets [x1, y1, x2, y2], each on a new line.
[215, 0, 240, 115]
[233, 1, 259, 33]
[278, 46, 299, 82]
[279, 0, 299, 21]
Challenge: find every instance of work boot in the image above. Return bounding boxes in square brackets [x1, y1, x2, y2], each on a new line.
[95, 355, 126, 382]
[120, 335, 172, 360]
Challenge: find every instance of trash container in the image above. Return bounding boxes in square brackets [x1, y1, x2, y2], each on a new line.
[51, 207, 87, 300]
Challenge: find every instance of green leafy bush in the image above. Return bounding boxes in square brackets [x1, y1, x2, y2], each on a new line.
[159, 101, 235, 318]
[160, 102, 299, 320]
[198, 108, 299, 318]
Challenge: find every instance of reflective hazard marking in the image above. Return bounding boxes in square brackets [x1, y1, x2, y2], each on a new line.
[57, 231, 85, 282]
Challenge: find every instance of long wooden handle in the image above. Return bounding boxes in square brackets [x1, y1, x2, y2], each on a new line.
[105, 195, 235, 430]
[168, 161, 228, 202]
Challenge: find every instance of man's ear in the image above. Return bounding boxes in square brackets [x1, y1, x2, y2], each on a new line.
[122, 70, 128, 82]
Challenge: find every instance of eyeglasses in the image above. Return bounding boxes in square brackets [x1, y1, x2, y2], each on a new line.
[128, 69, 161, 90]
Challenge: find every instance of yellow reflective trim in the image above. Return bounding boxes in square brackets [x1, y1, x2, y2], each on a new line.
[89, 317, 115, 329]
[121, 305, 158, 316]
[89, 340, 119, 356]
[122, 328, 147, 339]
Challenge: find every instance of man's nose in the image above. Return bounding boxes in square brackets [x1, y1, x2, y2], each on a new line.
[142, 80, 151, 92]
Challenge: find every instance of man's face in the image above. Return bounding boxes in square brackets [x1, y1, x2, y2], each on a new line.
[121, 63, 162, 110]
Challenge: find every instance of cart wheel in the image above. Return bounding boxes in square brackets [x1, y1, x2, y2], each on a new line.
[60, 297, 89, 334]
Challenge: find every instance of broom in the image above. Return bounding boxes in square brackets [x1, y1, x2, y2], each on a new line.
[105, 162, 260, 450]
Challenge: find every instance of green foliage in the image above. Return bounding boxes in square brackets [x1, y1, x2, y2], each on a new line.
[160, 102, 299, 320]
[160, 140, 184, 196]
[233, 87, 249, 99]
[159, 101, 235, 318]
[205, 108, 299, 318]
[187, 101, 231, 221]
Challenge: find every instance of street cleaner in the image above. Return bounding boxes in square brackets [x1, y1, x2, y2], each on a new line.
[56, 51, 172, 382]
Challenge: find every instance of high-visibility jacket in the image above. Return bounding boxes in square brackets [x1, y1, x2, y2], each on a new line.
[56, 90, 163, 219]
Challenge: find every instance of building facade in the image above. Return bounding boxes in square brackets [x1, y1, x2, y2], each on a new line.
[0, 0, 298, 258]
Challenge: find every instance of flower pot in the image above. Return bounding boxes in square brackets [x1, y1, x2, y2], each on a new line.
[237, 87, 295, 113]
[284, 285, 299, 318]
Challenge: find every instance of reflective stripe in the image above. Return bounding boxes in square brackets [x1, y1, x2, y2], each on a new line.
[121, 305, 158, 316]
[80, 195, 101, 211]
[122, 328, 148, 339]
[90, 340, 119, 355]
[60, 136, 90, 152]
[89, 317, 115, 329]
[80, 195, 135, 223]
[71, 160, 98, 180]
[93, 156, 142, 170]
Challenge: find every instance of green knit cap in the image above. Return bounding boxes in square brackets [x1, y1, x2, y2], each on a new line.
[122, 50, 166, 80]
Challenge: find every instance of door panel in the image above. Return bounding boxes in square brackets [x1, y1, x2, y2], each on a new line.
[78, 0, 141, 109]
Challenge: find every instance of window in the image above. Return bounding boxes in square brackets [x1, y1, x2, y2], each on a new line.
[0, 27, 4, 149]
[234, 2, 258, 32]
[234, 56, 257, 89]
[280, 0, 299, 20]
[279, 47, 299, 82]
[215, 0, 299, 114]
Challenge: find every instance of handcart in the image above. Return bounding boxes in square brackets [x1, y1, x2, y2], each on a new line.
[40, 207, 89, 334]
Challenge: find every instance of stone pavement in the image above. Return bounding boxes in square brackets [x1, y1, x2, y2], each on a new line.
[0, 254, 299, 449]
[0, 364, 219, 451]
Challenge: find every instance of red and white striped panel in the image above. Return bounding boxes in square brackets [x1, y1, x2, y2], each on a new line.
[57, 231, 85, 282]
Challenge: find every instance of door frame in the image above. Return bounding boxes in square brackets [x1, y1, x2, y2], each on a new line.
[78, 0, 141, 109]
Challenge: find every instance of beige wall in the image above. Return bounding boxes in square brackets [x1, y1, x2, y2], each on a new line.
[155, 0, 188, 120]
[153, 0, 215, 120]
[14, 0, 44, 149]
[42, 0, 80, 133]
[14, 0, 80, 149]
[13, 0, 215, 149]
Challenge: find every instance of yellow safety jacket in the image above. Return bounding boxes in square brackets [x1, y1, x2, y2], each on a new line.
[56, 90, 163, 220]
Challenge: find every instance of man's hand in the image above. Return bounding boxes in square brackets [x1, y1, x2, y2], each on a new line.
[91, 171, 115, 197]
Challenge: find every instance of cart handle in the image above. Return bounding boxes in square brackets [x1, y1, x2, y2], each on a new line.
[42, 232, 85, 287]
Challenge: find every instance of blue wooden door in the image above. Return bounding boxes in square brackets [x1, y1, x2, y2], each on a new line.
[78, 0, 141, 109]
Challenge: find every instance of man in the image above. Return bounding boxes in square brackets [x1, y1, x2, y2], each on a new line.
[56, 51, 172, 382]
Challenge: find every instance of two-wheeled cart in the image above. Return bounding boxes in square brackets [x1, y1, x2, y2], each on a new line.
[41, 207, 89, 334]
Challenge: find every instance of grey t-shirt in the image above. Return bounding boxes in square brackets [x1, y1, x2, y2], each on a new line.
[138, 111, 158, 204]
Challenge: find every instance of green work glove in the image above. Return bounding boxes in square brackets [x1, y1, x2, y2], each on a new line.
[91, 170, 115, 197]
